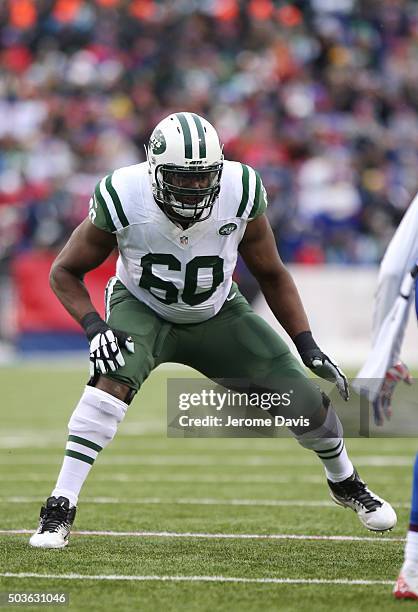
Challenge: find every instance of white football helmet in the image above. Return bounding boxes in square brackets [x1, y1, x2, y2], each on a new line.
[147, 112, 223, 222]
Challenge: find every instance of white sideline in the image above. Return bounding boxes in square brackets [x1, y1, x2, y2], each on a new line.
[0, 529, 405, 542]
[0, 496, 410, 508]
[0, 572, 393, 585]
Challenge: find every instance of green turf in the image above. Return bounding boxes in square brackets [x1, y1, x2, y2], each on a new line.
[0, 365, 416, 611]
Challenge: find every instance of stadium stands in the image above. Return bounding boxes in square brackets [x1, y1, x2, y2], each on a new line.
[1, 0, 418, 345]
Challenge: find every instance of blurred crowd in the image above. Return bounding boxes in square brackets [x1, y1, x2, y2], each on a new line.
[1, 0, 418, 272]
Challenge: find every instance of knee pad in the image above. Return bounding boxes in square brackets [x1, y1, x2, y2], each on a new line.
[68, 386, 128, 448]
[295, 402, 344, 451]
[87, 375, 137, 405]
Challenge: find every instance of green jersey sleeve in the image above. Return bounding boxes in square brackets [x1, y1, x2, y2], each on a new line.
[88, 178, 117, 233]
[248, 170, 268, 220]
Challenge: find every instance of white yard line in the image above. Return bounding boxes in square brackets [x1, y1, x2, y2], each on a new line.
[0, 529, 404, 542]
[0, 455, 413, 466]
[1, 433, 413, 452]
[0, 424, 164, 448]
[0, 473, 410, 484]
[0, 572, 393, 585]
[0, 496, 410, 508]
[0, 474, 326, 484]
[0, 472, 411, 485]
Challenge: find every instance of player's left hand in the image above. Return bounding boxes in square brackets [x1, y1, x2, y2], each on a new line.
[301, 348, 349, 401]
[293, 332, 349, 401]
[373, 361, 412, 426]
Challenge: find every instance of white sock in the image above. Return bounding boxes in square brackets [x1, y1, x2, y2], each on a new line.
[405, 531, 418, 568]
[51, 386, 128, 507]
[312, 439, 354, 483]
[295, 406, 353, 482]
[52, 456, 94, 508]
[52, 434, 102, 507]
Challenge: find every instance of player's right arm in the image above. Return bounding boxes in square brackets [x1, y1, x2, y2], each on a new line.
[50, 218, 135, 379]
[49, 218, 116, 324]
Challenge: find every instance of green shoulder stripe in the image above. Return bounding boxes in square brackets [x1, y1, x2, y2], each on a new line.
[249, 171, 261, 218]
[249, 170, 268, 220]
[236, 164, 250, 217]
[92, 183, 117, 233]
[105, 174, 129, 228]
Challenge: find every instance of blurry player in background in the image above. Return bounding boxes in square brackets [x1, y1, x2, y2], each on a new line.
[29, 113, 396, 549]
[354, 194, 418, 599]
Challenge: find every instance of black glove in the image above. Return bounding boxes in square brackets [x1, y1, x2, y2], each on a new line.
[294, 331, 349, 401]
[81, 312, 135, 377]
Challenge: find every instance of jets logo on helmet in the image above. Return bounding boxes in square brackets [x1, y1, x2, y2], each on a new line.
[147, 112, 224, 223]
[150, 129, 166, 155]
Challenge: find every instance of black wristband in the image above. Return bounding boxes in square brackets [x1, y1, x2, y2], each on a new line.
[293, 331, 319, 354]
[80, 312, 108, 341]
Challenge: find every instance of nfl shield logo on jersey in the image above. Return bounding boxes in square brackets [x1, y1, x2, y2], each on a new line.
[180, 235, 188, 246]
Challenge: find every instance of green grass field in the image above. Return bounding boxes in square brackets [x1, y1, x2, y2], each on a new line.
[0, 364, 416, 611]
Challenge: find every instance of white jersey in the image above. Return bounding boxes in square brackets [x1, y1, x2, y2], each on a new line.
[88, 160, 267, 323]
[372, 192, 418, 341]
[354, 192, 418, 398]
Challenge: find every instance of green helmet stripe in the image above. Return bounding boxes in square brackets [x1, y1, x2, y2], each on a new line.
[176, 113, 193, 159]
[249, 171, 261, 218]
[191, 113, 207, 158]
[236, 164, 250, 217]
[105, 174, 129, 228]
[94, 184, 117, 233]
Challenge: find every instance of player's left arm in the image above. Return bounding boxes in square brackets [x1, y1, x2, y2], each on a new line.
[239, 214, 349, 400]
[239, 215, 309, 337]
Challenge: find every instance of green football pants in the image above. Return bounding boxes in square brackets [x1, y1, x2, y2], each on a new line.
[103, 279, 323, 415]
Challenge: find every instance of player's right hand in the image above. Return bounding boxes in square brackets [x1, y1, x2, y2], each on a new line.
[80, 312, 135, 376]
[88, 328, 134, 376]
[373, 361, 412, 426]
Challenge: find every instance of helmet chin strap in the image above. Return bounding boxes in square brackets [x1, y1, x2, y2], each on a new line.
[170, 194, 206, 218]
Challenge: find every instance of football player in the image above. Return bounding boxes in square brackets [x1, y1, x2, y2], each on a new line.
[354, 193, 418, 599]
[29, 112, 396, 548]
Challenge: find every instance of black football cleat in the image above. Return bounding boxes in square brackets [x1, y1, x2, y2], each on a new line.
[29, 496, 76, 548]
[328, 469, 397, 532]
